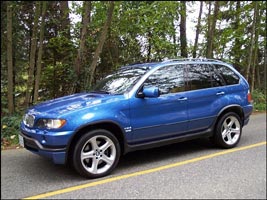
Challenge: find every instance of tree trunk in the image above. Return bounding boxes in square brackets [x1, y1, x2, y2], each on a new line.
[59, 1, 71, 39]
[193, 1, 203, 58]
[233, 1, 242, 70]
[251, 1, 259, 92]
[74, 1, 91, 92]
[7, 1, 14, 114]
[245, 1, 257, 82]
[206, 1, 219, 58]
[86, 1, 115, 89]
[33, 1, 47, 103]
[25, 1, 41, 106]
[74, 1, 91, 77]
[206, 1, 212, 58]
[180, 1, 187, 58]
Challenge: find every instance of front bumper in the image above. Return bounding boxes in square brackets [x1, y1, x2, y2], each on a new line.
[19, 124, 74, 164]
[19, 132, 67, 164]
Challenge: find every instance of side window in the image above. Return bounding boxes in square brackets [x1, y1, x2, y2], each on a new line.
[209, 64, 225, 87]
[215, 64, 240, 85]
[186, 64, 211, 90]
[143, 65, 185, 95]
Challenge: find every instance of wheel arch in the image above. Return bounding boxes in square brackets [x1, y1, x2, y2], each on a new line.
[65, 120, 126, 164]
[216, 105, 244, 129]
[211, 105, 244, 148]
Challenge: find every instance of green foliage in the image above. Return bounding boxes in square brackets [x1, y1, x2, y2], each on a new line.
[1, 113, 22, 149]
[112, 1, 179, 62]
[47, 35, 74, 59]
[252, 89, 266, 111]
[41, 62, 76, 100]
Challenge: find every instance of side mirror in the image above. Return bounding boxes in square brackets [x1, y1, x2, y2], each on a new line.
[138, 86, 160, 98]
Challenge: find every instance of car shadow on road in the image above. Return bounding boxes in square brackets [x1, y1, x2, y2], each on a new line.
[19, 137, 217, 183]
[116, 138, 217, 172]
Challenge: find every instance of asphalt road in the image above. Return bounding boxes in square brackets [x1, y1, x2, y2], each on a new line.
[1, 113, 266, 199]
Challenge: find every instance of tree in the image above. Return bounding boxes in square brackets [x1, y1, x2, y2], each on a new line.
[59, 1, 71, 39]
[24, 2, 40, 106]
[180, 1, 188, 58]
[232, 1, 242, 69]
[193, 1, 203, 58]
[86, 1, 115, 89]
[250, 1, 259, 92]
[74, 1, 91, 85]
[1, 0, 266, 116]
[42, 2, 75, 98]
[58, 1, 73, 68]
[245, 1, 257, 84]
[7, 1, 14, 114]
[206, 1, 219, 58]
[33, 1, 47, 103]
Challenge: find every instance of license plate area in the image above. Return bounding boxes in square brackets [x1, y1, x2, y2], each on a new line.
[19, 134, 24, 148]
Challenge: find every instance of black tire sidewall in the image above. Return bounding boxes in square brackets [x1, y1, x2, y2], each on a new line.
[214, 112, 242, 148]
[72, 129, 121, 178]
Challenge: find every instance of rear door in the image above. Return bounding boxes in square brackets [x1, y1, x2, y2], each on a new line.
[185, 63, 227, 132]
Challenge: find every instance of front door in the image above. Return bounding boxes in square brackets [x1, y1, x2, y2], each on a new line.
[129, 65, 188, 144]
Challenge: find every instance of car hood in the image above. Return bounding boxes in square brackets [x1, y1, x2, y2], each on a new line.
[27, 92, 117, 117]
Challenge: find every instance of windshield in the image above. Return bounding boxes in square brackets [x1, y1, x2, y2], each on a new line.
[92, 67, 149, 95]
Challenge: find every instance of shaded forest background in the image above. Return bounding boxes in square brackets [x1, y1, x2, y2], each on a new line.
[1, 1, 266, 147]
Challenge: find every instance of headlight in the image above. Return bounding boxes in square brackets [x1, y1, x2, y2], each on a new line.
[36, 119, 66, 129]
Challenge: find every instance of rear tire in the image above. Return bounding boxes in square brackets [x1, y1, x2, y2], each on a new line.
[72, 129, 120, 178]
[212, 112, 242, 148]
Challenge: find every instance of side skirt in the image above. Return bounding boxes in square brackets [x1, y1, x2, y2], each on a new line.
[123, 129, 214, 154]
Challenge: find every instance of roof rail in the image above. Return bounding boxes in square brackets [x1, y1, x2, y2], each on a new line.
[161, 58, 224, 63]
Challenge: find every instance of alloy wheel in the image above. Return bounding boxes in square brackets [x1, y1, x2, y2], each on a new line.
[80, 135, 116, 175]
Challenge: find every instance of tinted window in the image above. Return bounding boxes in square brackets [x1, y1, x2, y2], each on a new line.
[93, 66, 149, 94]
[209, 64, 225, 87]
[143, 65, 185, 95]
[186, 64, 211, 90]
[215, 64, 240, 85]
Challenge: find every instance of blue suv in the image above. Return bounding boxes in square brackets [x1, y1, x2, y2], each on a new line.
[19, 58, 253, 178]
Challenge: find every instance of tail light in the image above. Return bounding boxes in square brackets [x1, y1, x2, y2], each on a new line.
[247, 90, 252, 103]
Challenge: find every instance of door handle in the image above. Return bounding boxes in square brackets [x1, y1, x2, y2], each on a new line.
[216, 91, 225, 96]
[178, 97, 188, 101]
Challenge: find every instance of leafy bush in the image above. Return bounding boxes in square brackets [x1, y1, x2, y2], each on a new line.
[1, 114, 22, 149]
[252, 89, 266, 111]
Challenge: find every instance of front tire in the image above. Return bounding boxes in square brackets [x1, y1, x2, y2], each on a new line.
[72, 129, 121, 178]
[213, 112, 242, 148]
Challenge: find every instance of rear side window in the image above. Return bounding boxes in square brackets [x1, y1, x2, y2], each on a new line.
[185, 64, 212, 90]
[209, 64, 226, 87]
[215, 64, 240, 85]
[185, 64, 225, 91]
